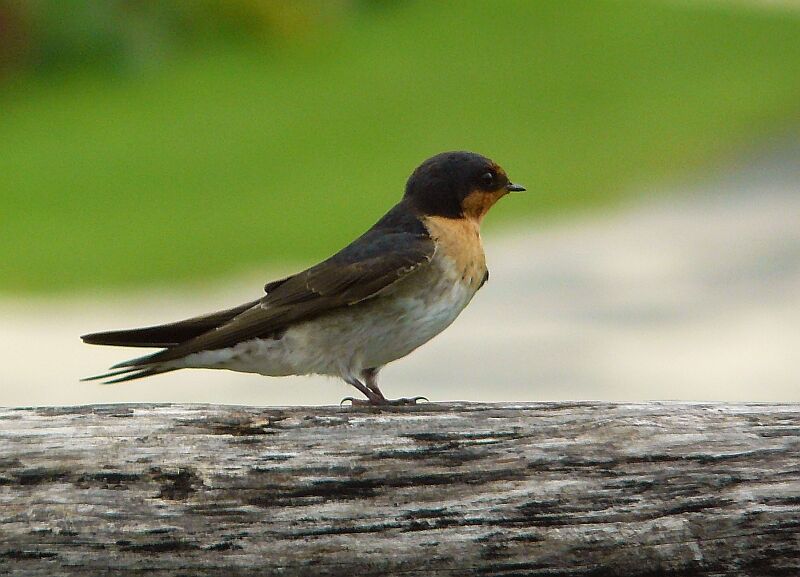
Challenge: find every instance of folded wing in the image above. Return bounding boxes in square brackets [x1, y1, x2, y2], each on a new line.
[110, 218, 434, 369]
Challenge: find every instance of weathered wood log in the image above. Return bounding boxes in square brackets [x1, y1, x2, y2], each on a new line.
[1, 402, 798, 576]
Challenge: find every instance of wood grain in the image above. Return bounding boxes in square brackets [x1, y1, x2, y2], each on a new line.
[1, 402, 798, 576]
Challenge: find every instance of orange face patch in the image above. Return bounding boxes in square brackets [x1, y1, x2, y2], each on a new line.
[461, 188, 508, 222]
[460, 162, 510, 222]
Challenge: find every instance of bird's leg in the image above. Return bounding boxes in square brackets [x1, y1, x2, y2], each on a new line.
[340, 368, 428, 407]
[361, 367, 385, 397]
[341, 376, 384, 405]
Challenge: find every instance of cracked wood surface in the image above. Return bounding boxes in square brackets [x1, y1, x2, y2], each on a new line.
[0, 402, 799, 576]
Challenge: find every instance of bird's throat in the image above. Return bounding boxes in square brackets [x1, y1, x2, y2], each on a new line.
[461, 189, 506, 222]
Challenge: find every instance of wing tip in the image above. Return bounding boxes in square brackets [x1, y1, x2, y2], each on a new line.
[80, 332, 104, 345]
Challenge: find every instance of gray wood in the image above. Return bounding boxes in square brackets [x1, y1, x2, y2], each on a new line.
[1, 402, 798, 576]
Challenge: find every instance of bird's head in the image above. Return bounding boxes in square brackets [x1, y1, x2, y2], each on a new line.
[403, 151, 525, 222]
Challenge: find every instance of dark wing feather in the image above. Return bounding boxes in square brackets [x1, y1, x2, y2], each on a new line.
[114, 202, 434, 368]
[81, 300, 261, 347]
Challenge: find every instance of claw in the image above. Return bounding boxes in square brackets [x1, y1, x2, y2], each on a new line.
[384, 396, 428, 406]
[339, 395, 429, 407]
[340, 396, 374, 406]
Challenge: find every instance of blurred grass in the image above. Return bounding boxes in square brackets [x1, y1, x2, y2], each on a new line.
[2, 0, 800, 294]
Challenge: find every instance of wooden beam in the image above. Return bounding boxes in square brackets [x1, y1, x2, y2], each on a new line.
[1, 402, 798, 575]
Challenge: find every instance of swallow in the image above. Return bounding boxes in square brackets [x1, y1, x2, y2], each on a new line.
[82, 151, 525, 405]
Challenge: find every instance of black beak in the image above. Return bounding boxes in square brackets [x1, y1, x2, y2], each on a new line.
[506, 182, 526, 192]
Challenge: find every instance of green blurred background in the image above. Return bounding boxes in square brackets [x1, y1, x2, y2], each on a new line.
[2, 0, 800, 295]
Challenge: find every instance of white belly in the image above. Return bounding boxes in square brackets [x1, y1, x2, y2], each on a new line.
[180, 253, 483, 380]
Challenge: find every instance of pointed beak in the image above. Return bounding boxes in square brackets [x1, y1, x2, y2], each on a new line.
[506, 182, 526, 192]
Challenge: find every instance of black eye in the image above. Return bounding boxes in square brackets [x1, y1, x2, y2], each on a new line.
[480, 172, 494, 187]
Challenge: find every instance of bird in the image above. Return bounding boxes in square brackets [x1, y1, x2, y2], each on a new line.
[82, 151, 525, 405]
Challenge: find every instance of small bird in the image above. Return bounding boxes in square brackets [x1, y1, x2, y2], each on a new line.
[82, 151, 525, 405]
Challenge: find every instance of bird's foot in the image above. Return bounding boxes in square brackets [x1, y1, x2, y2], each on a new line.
[340, 395, 429, 407]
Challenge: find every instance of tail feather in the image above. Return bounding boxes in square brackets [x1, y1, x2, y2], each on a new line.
[104, 367, 177, 384]
[110, 349, 168, 370]
[80, 368, 139, 382]
[81, 298, 261, 384]
[81, 366, 177, 384]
